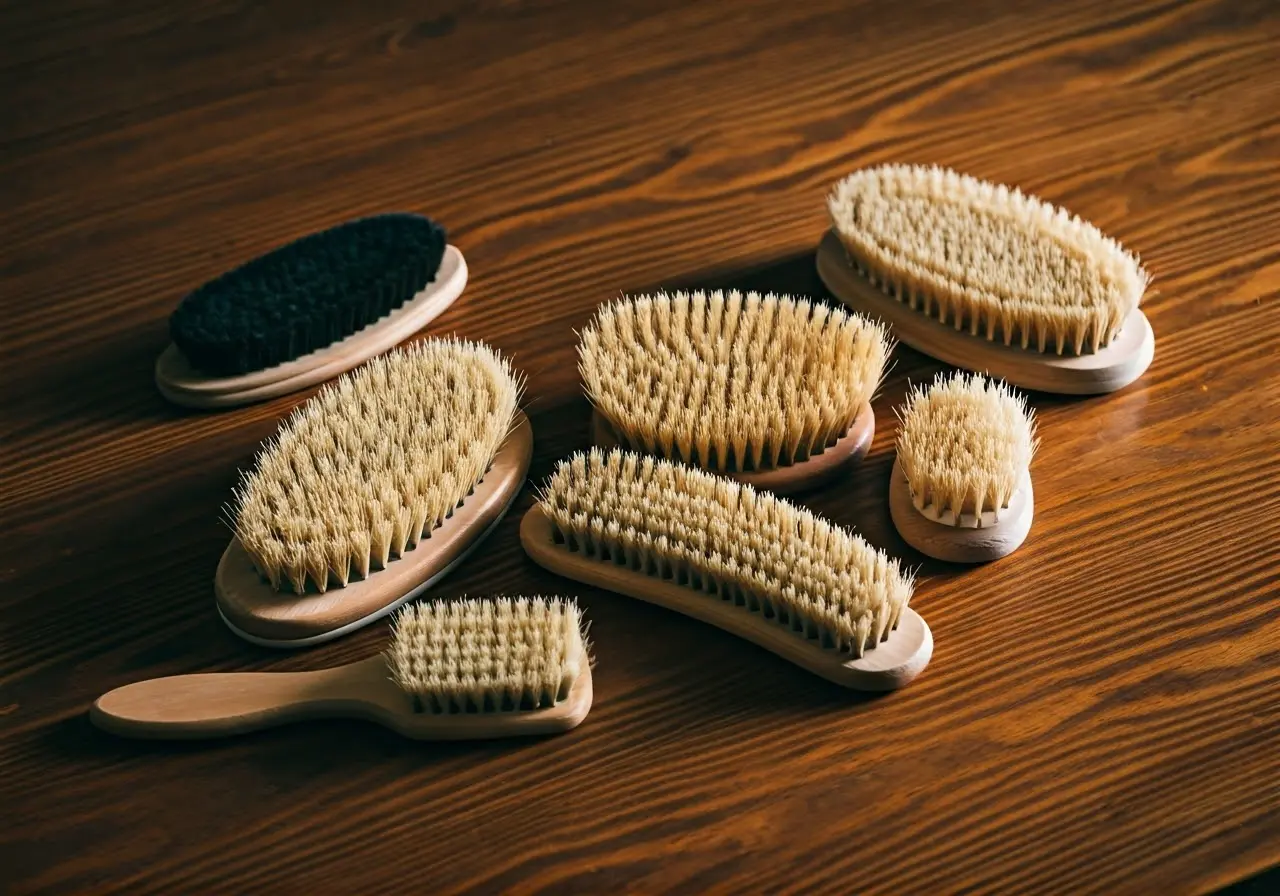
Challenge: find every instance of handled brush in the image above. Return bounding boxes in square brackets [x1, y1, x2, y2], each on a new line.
[92, 597, 592, 741]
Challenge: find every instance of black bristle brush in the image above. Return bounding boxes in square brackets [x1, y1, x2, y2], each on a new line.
[155, 213, 468, 409]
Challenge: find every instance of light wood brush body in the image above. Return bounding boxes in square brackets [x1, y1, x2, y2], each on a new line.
[818, 165, 1154, 395]
[890, 372, 1038, 563]
[521, 449, 932, 691]
[579, 290, 888, 495]
[216, 338, 532, 648]
[93, 597, 593, 740]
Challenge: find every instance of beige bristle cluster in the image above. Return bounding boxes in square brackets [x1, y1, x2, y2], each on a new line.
[895, 371, 1038, 524]
[828, 164, 1149, 355]
[578, 290, 890, 472]
[539, 448, 914, 657]
[386, 597, 587, 714]
[231, 338, 521, 594]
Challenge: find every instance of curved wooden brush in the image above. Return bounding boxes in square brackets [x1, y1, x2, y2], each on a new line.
[218, 413, 532, 647]
[521, 450, 932, 691]
[578, 290, 890, 495]
[890, 372, 1038, 563]
[93, 597, 593, 741]
[156, 244, 467, 409]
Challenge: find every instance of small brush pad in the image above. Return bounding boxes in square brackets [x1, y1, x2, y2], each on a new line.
[169, 213, 447, 376]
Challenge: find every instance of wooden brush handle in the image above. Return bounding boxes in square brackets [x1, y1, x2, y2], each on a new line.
[90, 656, 392, 739]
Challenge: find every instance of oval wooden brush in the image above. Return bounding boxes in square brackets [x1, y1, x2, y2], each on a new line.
[92, 596, 593, 741]
[216, 338, 531, 648]
[156, 213, 467, 409]
[521, 449, 931, 691]
[579, 290, 891, 495]
[818, 165, 1154, 395]
[889, 371, 1039, 563]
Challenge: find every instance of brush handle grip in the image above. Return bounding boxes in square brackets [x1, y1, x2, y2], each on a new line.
[90, 657, 391, 739]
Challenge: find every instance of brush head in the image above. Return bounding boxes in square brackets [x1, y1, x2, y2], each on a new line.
[578, 290, 890, 473]
[170, 213, 447, 376]
[895, 371, 1038, 523]
[386, 596, 588, 714]
[537, 448, 915, 658]
[230, 337, 521, 595]
[827, 165, 1149, 355]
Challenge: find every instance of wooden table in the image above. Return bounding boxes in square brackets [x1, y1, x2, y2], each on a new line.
[3, 1, 1277, 892]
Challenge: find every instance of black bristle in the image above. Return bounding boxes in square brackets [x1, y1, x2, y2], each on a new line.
[168, 213, 448, 376]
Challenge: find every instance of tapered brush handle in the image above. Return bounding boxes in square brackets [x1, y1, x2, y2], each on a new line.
[90, 656, 393, 739]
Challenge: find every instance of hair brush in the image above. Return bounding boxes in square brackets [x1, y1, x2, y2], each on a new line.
[216, 337, 532, 648]
[579, 290, 891, 495]
[520, 448, 931, 691]
[92, 597, 592, 741]
[890, 371, 1039, 563]
[155, 213, 466, 408]
[817, 164, 1154, 394]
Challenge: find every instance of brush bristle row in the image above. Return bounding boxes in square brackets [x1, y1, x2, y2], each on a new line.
[387, 597, 586, 714]
[539, 448, 914, 657]
[578, 290, 890, 472]
[828, 165, 1148, 355]
[895, 371, 1038, 521]
[231, 339, 520, 594]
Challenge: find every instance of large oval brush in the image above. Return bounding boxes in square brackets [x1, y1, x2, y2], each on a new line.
[580, 290, 891, 495]
[521, 448, 931, 691]
[889, 371, 1038, 563]
[817, 165, 1154, 395]
[216, 338, 531, 648]
[93, 596, 593, 741]
[156, 213, 466, 408]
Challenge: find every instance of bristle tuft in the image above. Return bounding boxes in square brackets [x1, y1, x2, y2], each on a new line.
[827, 165, 1148, 355]
[386, 596, 587, 713]
[895, 371, 1038, 521]
[231, 338, 520, 593]
[578, 290, 890, 472]
[538, 449, 914, 657]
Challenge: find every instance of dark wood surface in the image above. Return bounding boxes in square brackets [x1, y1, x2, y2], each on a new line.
[2, 0, 1278, 892]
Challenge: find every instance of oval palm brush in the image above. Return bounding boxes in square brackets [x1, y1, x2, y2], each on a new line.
[92, 597, 593, 741]
[579, 290, 891, 495]
[521, 448, 931, 691]
[156, 213, 467, 408]
[216, 337, 531, 648]
[817, 165, 1154, 395]
[890, 371, 1039, 563]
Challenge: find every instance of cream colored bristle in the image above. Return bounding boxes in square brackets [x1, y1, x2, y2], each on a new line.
[895, 371, 1039, 524]
[230, 338, 521, 594]
[538, 448, 914, 658]
[827, 164, 1149, 355]
[578, 290, 890, 472]
[386, 596, 587, 714]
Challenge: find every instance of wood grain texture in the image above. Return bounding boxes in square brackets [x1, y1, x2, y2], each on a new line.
[1, 0, 1278, 893]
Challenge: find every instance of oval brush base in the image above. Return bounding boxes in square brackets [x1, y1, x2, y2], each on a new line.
[590, 402, 875, 496]
[889, 457, 1034, 563]
[91, 650, 593, 742]
[520, 504, 931, 691]
[215, 412, 533, 648]
[156, 245, 468, 410]
[816, 230, 1154, 396]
